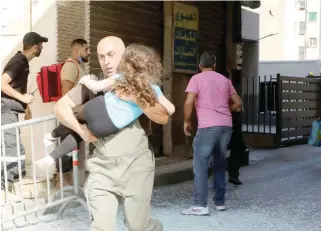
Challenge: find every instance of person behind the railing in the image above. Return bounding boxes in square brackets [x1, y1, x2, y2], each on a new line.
[220, 69, 245, 186]
[42, 38, 90, 189]
[36, 44, 175, 167]
[52, 36, 167, 231]
[1, 32, 48, 201]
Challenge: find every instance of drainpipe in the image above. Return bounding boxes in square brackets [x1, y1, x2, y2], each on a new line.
[319, 1, 321, 58]
[30, 0, 32, 31]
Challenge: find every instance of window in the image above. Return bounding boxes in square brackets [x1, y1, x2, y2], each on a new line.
[298, 0, 305, 10]
[308, 12, 317, 22]
[309, 37, 317, 47]
[299, 46, 305, 60]
[299, 22, 305, 35]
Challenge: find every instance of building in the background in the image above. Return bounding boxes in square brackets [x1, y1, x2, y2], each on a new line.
[255, 0, 321, 61]
[1, 0, 260, 196]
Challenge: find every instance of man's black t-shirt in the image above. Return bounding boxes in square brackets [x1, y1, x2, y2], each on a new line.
[2, 51, 30, 110]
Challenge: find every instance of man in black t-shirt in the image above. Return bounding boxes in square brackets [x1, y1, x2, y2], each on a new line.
[1, 32, 48, 201]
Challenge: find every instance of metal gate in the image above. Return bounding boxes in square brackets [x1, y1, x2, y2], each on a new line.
[242, 74, 321, 147]
[278, 75, 321, 146]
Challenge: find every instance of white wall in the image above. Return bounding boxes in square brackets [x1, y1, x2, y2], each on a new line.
[1, 0, 58, 177]
[242, 8, 259, 82]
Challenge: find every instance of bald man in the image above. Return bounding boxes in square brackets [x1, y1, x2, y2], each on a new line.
[53, 36, 166, 231]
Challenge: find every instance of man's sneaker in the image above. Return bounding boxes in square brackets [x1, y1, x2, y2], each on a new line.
[180, 206, 209, 216]
[36, 155, 55, 169]
[43, 132, 58, 147]
[228, 177, 243, 186]
[215, 205, 226, 211]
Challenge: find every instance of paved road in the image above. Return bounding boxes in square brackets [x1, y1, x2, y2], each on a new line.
[8, 145, 321, 231]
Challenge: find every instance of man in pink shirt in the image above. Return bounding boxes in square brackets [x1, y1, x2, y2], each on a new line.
[181, 52, 242, 216]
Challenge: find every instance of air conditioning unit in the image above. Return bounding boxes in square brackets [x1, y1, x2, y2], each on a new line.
[241, 1, 261, 9]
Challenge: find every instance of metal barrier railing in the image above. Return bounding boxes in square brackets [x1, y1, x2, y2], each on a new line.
[242, 75, 278, 134]
[1, 115, 88, 230]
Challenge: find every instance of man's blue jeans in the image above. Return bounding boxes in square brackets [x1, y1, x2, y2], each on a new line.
[192, 126, 232, 207]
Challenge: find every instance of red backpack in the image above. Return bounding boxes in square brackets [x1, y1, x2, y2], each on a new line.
[36, 60, 78, 103]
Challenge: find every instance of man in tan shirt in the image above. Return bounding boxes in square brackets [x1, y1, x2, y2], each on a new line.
[61, 38, 89, 95]
[50, 38, 90, 186]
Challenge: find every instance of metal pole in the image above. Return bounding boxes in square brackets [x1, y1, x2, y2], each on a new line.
[257, 76, 261, 132]
[304, 0, 307, 59]
[252, 76, 255, 132]
[276, 74, 282, 147]
[72, 149, 79, 195]
[1, 115, 56, 131]
[269, 75, 272, 133]
[264, 75, 267, 133]
[247, 77, 249, 132]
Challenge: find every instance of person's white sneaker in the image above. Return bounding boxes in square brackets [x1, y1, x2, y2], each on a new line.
[36, 155, 55, 169]
[43, 132, 58, 147]
[180, 206, 209, 216]
[215, 205, 226, 211]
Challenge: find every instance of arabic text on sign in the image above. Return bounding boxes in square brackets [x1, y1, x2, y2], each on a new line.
[175, 12, 197, 22]
[174, 27, 197, 41]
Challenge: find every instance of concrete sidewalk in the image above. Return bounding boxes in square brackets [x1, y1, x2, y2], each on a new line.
[155, 144, 319, 187]
[5, 144, 320, 231]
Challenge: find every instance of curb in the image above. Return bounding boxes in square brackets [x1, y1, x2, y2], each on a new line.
[154, 160, 194, 187]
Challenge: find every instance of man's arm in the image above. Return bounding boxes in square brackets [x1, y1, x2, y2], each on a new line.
[138, 114, 152, 136]
[61, 80, 74, 96]
[229, 96, 242, 112]
[60, 62, 79, 95]
[2, 73, 24, 102]
[184, 92, 196, 122]
[1, 73, 34, 104]
[116, 89, 169, 125]
[183, 92, 196, 136]
[53, 84, 97, 142]
[53, 92, 80, 133]
[142, 102, 169, 125]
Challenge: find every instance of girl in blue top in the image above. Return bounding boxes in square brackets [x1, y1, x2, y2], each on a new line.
[37, 44, 175, 166]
